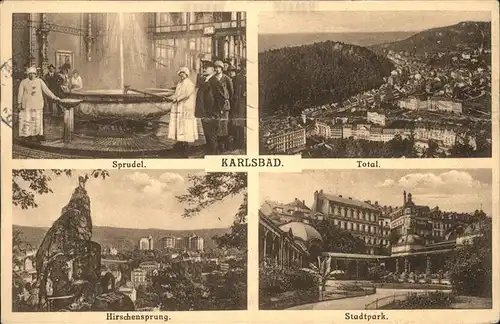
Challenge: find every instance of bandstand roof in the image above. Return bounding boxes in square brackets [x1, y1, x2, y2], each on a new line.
[390, 248, 454, 257]
[280, 221, 324, 243]
[322, 252, 390, 260]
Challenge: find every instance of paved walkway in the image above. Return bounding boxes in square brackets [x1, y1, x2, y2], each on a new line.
[287, 288, 451, 310]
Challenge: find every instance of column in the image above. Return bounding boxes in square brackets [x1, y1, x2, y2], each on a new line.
[85, 13, 94, 62]
[279, 238, 284, 267]
[262, 230, 268, 260]
[426, 254, 431, 275]
[356, 260, 359, 280]
[395, 258, 399, 274]
[235, 35, 241, 66]
[63, 107, 74, 143]
[275, 238, 280, 266]
[37, 13, 50, 74]
[212, 36, 217, 58]
[404, 257, 409, 273]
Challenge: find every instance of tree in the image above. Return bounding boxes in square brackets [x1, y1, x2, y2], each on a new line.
[425, 139, 439, 158]
[471, 209, 487, 223]
[12, 229, 34, 312]
[177, 173, 247, 251]
[474, 130, 492, 157]
[12, 229, 32, 269]
[446, 219, 492, 297]
[367, 263, 386, 281]
[259, 40, 393, 117]
[177, 172, 246, 217]
[213, 194, 247, 251]
[311, 219, 366, 254]
[12, 169, 110, 209]
[389, 230, 400, 245]
[450, 132, 477, 157]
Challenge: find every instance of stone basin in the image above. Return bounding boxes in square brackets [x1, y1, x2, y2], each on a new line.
[64, 89, 174, 121]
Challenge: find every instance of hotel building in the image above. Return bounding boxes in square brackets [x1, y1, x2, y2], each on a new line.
[311, 190, 383, 255]
[265, 127, 306, 154]
[138, 235, 154, 250]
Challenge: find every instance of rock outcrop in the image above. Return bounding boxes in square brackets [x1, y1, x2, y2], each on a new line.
[35, 176, 101, 310]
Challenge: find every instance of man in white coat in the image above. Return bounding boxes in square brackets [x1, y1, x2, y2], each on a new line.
[17, 66, 61, 142]
[168, 66, 199, 153]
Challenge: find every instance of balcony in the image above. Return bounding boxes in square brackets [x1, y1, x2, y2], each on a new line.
[149, 19, 245, 34]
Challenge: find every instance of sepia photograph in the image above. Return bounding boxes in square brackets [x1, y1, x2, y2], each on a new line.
[259, 170, 492, 310]
[259, 11, 492, 158]
[12, 169, 247, 311]
[1, 1, 499, 324]
[11, 12, 247, 158]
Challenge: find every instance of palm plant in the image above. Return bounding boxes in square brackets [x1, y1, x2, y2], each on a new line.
[308, 256, 335, 299]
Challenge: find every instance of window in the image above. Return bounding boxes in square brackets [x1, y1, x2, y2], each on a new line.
[154, 13, 188, 32]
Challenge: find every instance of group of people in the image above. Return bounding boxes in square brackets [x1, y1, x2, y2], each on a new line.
[16, 58, 246, 154]
[168, 59, 246, 155]
[44, 64, 83, 116]
[16, 63, 84, 142]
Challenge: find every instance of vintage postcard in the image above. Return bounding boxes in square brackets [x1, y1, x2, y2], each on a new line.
[1, 1, 499, 324]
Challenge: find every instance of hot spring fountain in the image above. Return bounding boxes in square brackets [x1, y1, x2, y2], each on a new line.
[63, 13, 174, 141]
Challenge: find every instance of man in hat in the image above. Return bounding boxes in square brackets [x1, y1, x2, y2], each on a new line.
[57, 66, 70, 94]
[17, 66, 61, 142]
[195, 60, 219, 154]
[222, 59, 231, 73]
[214, 60, 233, 152]
[229, 62, 246, 151]
[228, 65, 237, 79]
[44, 64, 60, 116]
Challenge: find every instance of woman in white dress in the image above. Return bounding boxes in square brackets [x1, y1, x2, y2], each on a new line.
[168, 67, 199, 152]
[70, 70, 83, 90]
[17, 66, 61, 142]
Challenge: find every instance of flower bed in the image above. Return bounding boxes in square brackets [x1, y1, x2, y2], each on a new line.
[380, 291, 455, 309]
[259, 287, 319, 310]
[259, 267, 320, 309]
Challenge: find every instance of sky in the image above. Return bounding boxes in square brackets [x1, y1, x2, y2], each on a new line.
[260, 169, 492, 215]
[259, 11, 491, 34]
[13, 170, 243, 230]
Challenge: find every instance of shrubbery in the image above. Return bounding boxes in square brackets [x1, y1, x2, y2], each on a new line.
[337, 284, 366, 292]
[446, 230, 492, 297]
[387, 291, 455, 309]
[259, 267, 319, 297]
[136, 260, 247, 311]
[367, 264, 386, 282]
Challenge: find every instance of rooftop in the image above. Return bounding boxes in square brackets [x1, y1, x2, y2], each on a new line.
[285, 198, 311, 211]
[316, 190, 379, 212]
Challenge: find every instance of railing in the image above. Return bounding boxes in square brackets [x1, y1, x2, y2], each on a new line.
[365, 290, 453, 310]
[47, 295, 75, 311]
